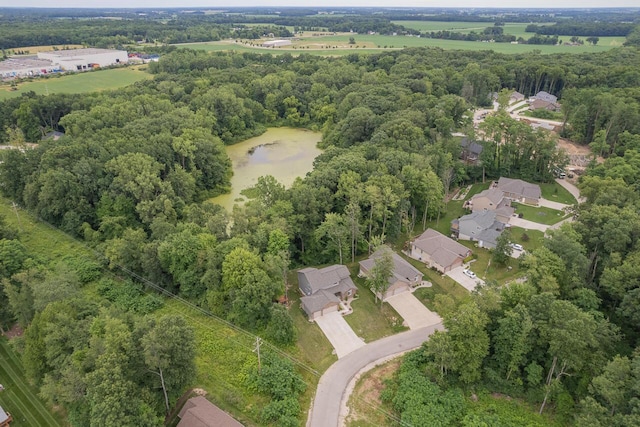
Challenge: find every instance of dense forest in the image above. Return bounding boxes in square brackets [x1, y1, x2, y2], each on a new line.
[2, 10, 640, 424]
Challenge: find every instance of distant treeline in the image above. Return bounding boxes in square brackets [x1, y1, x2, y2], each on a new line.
[526, 22, 638, 37]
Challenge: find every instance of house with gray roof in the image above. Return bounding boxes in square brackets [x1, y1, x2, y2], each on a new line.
[533, 90, 558, 104]
[298, 265, 357, 320]
[510, 91, 525, 104]
[409, 229, 472, 273]
[496, 177, 541, 205]
[530, 99, 560, 112]
[452, 210, 506, 249]
[177, 396, 243, 427]
[460, 137, 483, 163]
[469, 188, 514, 223]
[359, 247, 423, 300]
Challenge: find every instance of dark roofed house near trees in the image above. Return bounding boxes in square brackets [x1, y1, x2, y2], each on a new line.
[298, 265, 357, 320]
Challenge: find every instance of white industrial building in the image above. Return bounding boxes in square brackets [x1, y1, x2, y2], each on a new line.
[38, 48, 128, 71]
[0, 57, 60, 78]
[0, 48, 128, 78]
[262, 39, 292, 48]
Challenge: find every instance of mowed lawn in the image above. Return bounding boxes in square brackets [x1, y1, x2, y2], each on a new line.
[0, 338, 64, 426]
[0, 67, 152, 100]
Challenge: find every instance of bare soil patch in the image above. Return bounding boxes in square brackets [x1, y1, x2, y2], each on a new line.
[2, 323, 24, 338]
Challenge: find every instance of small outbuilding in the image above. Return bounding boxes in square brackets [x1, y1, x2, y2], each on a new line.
[262, 40, 292, 48]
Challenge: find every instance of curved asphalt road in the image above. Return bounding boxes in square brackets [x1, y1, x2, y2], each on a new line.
[307, 322, 444, 427]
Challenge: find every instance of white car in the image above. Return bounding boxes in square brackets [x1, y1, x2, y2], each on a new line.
[463, 269, 477, 279]
[509, 243, 524, 251]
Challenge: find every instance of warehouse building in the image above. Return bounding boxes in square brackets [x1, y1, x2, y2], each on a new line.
[0, 57, 60, 78]
[38, 48, 128, 71]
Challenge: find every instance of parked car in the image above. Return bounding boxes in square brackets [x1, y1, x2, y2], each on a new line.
[463, 269, 477, 279]
[509, 243, 524, 251]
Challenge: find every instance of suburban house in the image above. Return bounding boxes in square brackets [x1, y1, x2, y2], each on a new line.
[298, 265, 357, 320]
[409, 228, 472, 273]
[510, 91, 525, 103]
[359, 247, 424, 300]
[0, 406, 13, 427]
[530, 99, 560, 112]
[496, 177, 541, 205]
[177, 396, 243, 427]
[452, 210, 506, 249]
[533, 90, 558, 104]
[460, 137, 483, 163]
[469, 188, 514, 223]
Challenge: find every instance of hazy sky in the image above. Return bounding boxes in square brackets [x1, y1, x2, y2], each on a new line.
[10, 0, 640, 9]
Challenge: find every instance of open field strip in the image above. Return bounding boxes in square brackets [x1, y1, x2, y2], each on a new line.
[5, 44, 84, 54]
[0, 66, 152, 100]
[180, 33, 618, 56]
[0, 339, 63, 426]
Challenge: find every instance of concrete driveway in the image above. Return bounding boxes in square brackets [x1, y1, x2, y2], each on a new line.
[446, 266, 485, 292]
[556, 178, 585, 204]
[385, 292, 442, 330]
[509, 216, 550, 232]
[538, 198, 570, 211]
[510, 247, 526, 259]
[314, 312, 365, 359]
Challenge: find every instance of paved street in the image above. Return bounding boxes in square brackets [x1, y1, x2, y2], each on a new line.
[307, 323, 444, 427]
[385, 292, 442, 330]
[314, 312, 365, 359]
[555, 178, 585, 204]
[446, 265, 485, 292]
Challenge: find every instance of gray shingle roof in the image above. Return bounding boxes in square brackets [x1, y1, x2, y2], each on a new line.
[360, 247, 423, 285]
[534, 91, 557, 104]
[178, 396, 243, 427]
[300, 290, 340, 315]
[473, 188, 504, 205]
[299, 265, 356, 295]
[497, 177, 541, 201]
[412, 229, 471, 269]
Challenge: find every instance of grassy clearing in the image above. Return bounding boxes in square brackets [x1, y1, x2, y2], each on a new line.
[0, 198, 95, 264]
[512, 202, 568, 225]
[0, 66, 152, 100]
[5, 44, 84, 54]
[510, 227, 546, 253]
[346, 272, 408, 343]
[540, 182, 576, 205]
[179, 34, 618, 56]
[345, 358, 401, 427]
[466, 390, 566, 427]
[0, 338, 64, 427]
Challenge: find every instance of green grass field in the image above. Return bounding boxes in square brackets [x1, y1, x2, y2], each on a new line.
[0, 67, 152, 100]
[512, 202, 568, 225]
[540, 182, 577, 205]
[0, 338, 64, 427]
[183, 32, 619, 56]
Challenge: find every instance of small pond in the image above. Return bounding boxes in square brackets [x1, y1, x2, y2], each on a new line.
[211, 127, 323, 211]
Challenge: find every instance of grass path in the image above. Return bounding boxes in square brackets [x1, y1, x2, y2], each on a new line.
[0, 338, 63, 426]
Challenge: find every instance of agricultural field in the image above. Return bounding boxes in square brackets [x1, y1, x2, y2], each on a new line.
[182, 32, 620, 57]
[0, 66, 152, 100]
[0, 338, 64, 427]
[4, 44, 84, 55]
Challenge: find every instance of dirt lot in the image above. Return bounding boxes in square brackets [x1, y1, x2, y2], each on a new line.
[557, 138, 602, 170]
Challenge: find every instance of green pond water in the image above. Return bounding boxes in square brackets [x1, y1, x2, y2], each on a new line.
[211, 127, 323, 211]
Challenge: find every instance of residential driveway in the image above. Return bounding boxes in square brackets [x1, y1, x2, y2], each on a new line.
[555, 178, 585, 204]
[509, 216, 550, 232]
[538, 198, 570, 210]
[385, 292, 442, 330]
[315, 312, 365, 359]
[446, 266, 485, 292]
[510, 247, 526, 259]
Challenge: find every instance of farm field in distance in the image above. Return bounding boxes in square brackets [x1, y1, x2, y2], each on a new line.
[182, 32, 620, 56]
[0, 66, 152, 100]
